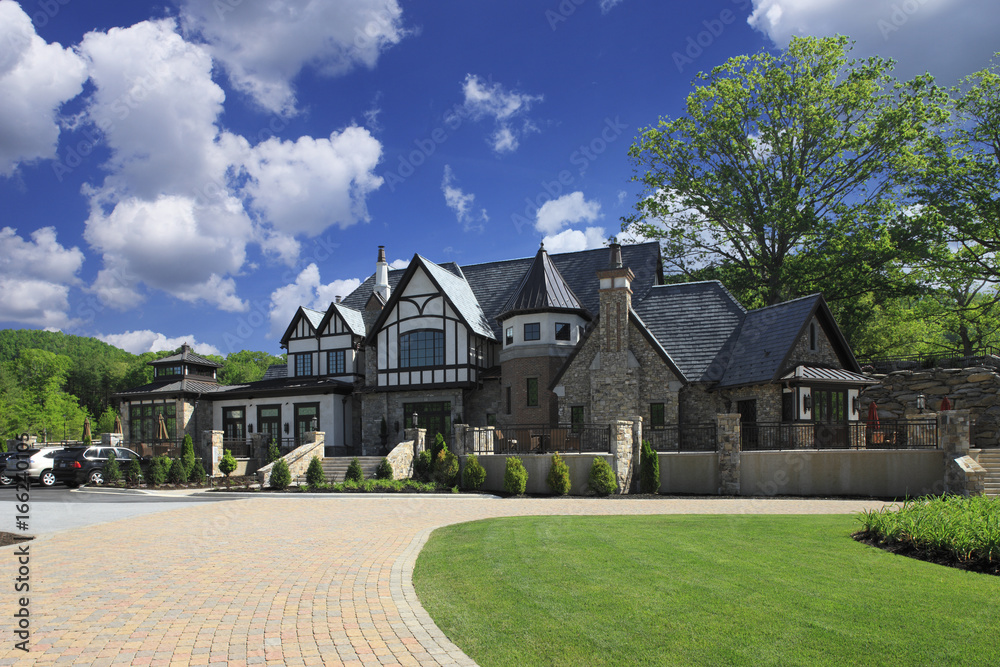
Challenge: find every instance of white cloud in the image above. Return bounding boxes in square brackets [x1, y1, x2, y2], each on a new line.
[747, 0, 1000, 84]
[600, 0, 625, 13]
[389, 258, 409, 270]
[0, 0, 87, 176]
[267, 264, 361, 338]
[542, 227, 608, 254]
[455, 74, 543, 154]
[441, 165, 488, 232]
[97, 330, 221, 356]
[179, 0, 406, 115]
[535, 191, 602, 235]
[241, 127, 384, 237]
[0, 226, 84, 329]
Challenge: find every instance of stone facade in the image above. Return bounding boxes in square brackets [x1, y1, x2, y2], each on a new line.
[719, 383, 783, 422]
[679, 384, 727, 425]
[610, 419, 634, 494]
[386, 439, 416, 480]
[256, 431, 324, 487]
[788, 316, 842, 369]
[717, 414, 741, 495]
[861, 366, 1000, 447]
[463, 379, 501, 427]
[940, 410, 974, 494]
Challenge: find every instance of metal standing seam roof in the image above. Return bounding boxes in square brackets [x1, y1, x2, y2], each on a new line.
[497, 244, 588, 319]
[780, 366, 879, 384]
[116, 378, 230, 397]
[149, 346, 222, 368]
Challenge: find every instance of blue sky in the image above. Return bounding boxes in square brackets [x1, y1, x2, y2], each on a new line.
[1, 0, 997, 357]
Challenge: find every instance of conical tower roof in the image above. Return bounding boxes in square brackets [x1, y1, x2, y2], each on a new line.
[498, 243, 591, 320]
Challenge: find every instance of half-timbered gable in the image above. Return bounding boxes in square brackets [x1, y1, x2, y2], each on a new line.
[316, 303, 365, 381]
[366, 255, 497, 389]
[280, 307, 325, 378]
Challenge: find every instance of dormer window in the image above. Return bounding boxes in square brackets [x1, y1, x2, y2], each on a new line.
[524, 322, 540, 341]
[294, 353, 313, 377]
[157, 365, 182, 378]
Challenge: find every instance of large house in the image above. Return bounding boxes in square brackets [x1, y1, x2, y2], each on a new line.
[117, 242, 875, 454]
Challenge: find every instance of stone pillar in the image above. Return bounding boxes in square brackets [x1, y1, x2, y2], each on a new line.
[204, 430, 223, 476]
[405, 427, 427, 459]
[453, 423, 469, 455]
[630, 416, 643, 493]
[717, 414, 741, 496]
[611, 420, 634, 495]
[940, 409, 973, 494]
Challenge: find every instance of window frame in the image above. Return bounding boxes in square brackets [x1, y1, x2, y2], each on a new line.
[327, 349, 346, 375]
[294, 353, 313, 377]
[526, 377, 539, 407]
[555, 322, 571, 341]
[650, 403, 665, 428]
[523, 322, 540, 342]
[399, 329, 445, 369]
[505, 326, 514, 346]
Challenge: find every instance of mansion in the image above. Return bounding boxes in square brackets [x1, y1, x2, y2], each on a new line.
[118, 242, 876, 454]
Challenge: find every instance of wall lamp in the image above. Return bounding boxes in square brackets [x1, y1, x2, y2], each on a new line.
[803, 394, 812, 411]
[916, 394, 926, 413]
[851, 396, 859, 415]
[284, 422, 290, 434]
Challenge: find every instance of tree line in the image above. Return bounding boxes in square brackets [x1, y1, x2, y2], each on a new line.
[0, 329, 284, 441]
[624, 35, 1000, 359]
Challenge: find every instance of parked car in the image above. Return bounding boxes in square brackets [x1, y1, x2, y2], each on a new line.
[3, 447, 66, 487]
[53, 446, 146, 487]
[0, 451, 19, 485]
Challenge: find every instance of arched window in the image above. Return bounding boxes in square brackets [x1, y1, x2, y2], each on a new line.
[400, 330, 444, 368]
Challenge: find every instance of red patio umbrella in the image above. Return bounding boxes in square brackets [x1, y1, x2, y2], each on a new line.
[866, 401, 879, 427]
[940, 396, 952, 411]
[866, 401, 881, 446]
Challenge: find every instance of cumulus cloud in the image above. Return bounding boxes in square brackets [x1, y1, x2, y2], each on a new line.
[267, 264, 361, 338]
[542, 227, 608, 254]
[454, 74, 543, 154]
[241, 127, 384, 237]
[179, 0, 406, 115]
[0, 0, 87, 176]
[97, 330, 221, 356]
[389, 258, 409, 270]
[0, 226, 85, 328]
[535, 191, 602, 235]
[441, 165, 488, 232]
[747, 0, 1000, 83]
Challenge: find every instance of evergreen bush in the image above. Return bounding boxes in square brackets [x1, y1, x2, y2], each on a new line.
[503, 457, 528, 495]
[267, 439, 281, 463]
[414, 449, 433, 481]
[434, 447, 459, 487]
[188, 458, 206, 485]
[102, 451, 122, 484]
[270, 458, 291, 490]
[431, 432, 446, 464]
[306, 456, 326, 486]
[148, 456, 168, 486]
[546, 452, 571, 496]
[125, 457, 143, 486]
[640, 439, 660, 494]
[219, 449, 237, 477]
[462, 454, 487, 490]
[375, 457, 394, 480]
[181, 434, 196, 473]
[346, 457, 364, 482]
[168, 457, 188, 484]
[588, 457, 617, 496]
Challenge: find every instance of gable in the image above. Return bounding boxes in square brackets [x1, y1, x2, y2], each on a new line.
[280, 307, 323, 347]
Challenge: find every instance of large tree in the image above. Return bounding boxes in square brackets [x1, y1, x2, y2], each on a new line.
[624, 35, 947, 309]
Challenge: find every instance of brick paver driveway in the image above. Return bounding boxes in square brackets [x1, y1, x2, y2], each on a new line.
[0, 495, 888, 666]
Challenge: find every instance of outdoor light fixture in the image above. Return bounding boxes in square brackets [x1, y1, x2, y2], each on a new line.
[284, 422, 290, 434]
[803, 394, 812, 411]
[412, 412, 418, 428]
[852, 396, 859, 415]
[310, 417, 318, 431]
[248, 423, 253, 433]
[917, 394, 926, 413]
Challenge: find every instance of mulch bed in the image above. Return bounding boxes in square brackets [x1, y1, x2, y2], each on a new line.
[0, 532, 33, 547]
[853, 531, 1000, 577]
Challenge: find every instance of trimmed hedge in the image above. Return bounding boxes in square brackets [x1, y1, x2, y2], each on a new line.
[306, 456, 326, 486]
[546, 453, 571, 496]
[463, 454, 487, 490]
[219, 449, 237, 477]
[270, 458, 292, 490]
[346, 457, 364, 483]
[588, 457, 617, 496]
[504, 457, 528, 495]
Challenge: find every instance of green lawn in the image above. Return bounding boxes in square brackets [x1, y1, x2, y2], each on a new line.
[412, 515, 1000, 667]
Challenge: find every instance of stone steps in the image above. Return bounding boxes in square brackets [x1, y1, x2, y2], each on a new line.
[975, 450, 1000, 497]
[294, 456, 385, 483]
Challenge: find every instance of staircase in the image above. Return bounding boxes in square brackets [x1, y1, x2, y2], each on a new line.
[977, 449, 1000, 498]
[295, 456, 385, 484]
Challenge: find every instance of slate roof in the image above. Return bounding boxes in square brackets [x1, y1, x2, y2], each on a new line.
[149, 345, 222, 369]
[302, 307, 325, 331]
[418, 256, 496, 340]
[261, 364, 287, 381]
[632, 281, 746, 382]
[716, 294, 822, 388]
[330, 303, 366, 337]
[116, 378, 229, 397]
[497, 244, 589, 320]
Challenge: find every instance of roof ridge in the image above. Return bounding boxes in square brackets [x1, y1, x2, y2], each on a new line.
[747, 293, 820, 314]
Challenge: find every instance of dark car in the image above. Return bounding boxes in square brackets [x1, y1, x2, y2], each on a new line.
[0, 451, 18, 485]
[53, 446, 146, 487]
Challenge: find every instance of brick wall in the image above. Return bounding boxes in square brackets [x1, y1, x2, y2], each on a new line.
[500, 356, 564, 426]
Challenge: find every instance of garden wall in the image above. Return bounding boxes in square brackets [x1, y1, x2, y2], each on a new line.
[469, 453, 613, 495]
[657, 452, 718, 494]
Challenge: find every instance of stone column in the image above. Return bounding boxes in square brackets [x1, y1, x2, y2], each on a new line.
[204, 430, 223, 476]
[405, 427, 427, 459]
[453, 423, 469, 455]
[630, 416, 643, 493]
[717, 414, 741, 496]
[611, 420, 634, 495]
[940, 409, 973, 494]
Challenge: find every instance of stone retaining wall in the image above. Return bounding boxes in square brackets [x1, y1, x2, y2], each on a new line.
[255, 431, 325, 487]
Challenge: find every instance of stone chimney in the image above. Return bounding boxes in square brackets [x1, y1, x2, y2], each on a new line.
[335, 295, 342, 304]
[595, 243, 634, 356]
[374, 245, 391, 303]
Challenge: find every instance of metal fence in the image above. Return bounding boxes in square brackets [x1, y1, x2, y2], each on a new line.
[470, 424, 612, 455]
[857, 347, 1000, 374]
[740, 420, 939, 451]
[646, 424, 717, 452]
[124, 438, 185, 459]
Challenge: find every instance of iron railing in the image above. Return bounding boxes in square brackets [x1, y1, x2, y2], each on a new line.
[222, 439, 252, 458]
[646, 424, 717, 452]
[471, 424, 612, 455]
[740, 420, 939, 451]
[857, 347, 1000, 374]
[124, 438, 185, 459]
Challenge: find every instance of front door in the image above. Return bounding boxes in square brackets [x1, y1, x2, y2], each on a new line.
[737, 399, 758, 449]
[257, 405, 281, 445]
[222, 407, 246, 441]
[294, 403, 320, 445]
[812, 389, 848, 448]
[404, 401, 452, 444]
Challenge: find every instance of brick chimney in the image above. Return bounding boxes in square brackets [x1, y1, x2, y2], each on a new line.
[595, 242, 634, 356]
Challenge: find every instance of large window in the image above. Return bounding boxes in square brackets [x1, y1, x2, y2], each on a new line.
[571, 406, 584, 432]
[526, 378, 539, 406]
[524, 322, 540, 341]
[327, 350, 346, 375]
[555, 322, 570, 341]
[400, 330, 444, 368]
[505, 326, 514, 346]
[156, 365, 182, 378]
[223, 407, 246, 441]
[129, 402, 176, 441]
[650, 403, 665, 428]
[294, 353, 313, 377]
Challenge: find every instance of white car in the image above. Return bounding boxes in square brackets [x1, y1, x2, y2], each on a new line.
[4, 447, 65, 487]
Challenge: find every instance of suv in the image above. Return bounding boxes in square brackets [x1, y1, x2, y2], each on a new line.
[3, 447, 65, 487]
[53, 446, 146, 487]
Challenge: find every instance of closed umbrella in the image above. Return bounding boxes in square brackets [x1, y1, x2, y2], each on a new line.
[113, 414, 123, 434]
[156, 412, 170, 440]
[940, 396, 952, 411]
[866, 401, 881, 446]
[82, 417, 92, 443]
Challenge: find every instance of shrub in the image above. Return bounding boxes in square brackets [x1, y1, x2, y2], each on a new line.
[125, 457, 143, 486]
[463, 454, 487, 490]
[431, 432, 446, 464]
[504, 457, 528, 495]
[147, 456, 168, 487]
[640, 440, 660, 494]
[188, 458, 206, 485]
[306, 456, 326, 486]
[168, 457, 188, 484]
[414, 449, 433, 481]
[181, 434, 196, 473]
[103, 451, 122, 484]
[588, 457, 617, 496]
[267, 439, 281, 463]
[375, 457, 394, 480]
[346, 457, 364, 482]
[434, 447, 459, 487]
[270, 458, 291, 490]
[219, 449, 237, 477]
[546, 453, 571, 496]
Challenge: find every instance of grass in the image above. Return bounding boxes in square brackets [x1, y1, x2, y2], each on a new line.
[856, 495, 1000, 571]
[413, 515, 1000, 667]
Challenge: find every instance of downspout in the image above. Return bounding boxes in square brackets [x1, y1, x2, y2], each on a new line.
[342, 396, 348, 454]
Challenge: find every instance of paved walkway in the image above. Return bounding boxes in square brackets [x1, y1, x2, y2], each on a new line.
[0, 496, 890, 666]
